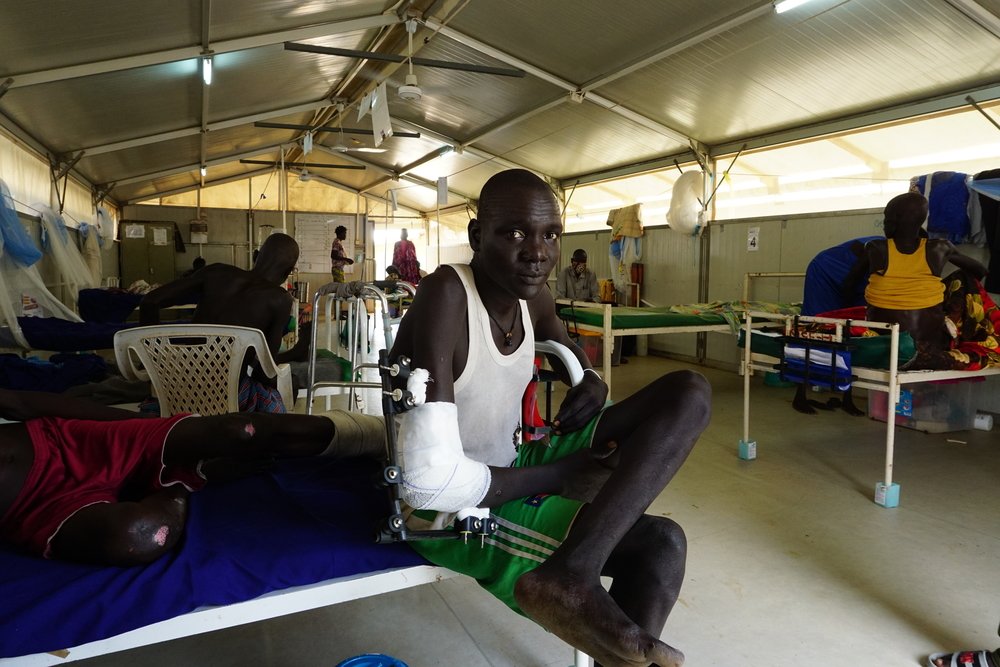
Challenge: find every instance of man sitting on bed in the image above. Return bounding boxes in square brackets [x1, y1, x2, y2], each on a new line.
[139, 233, 306, 411]
[843, 192, 987, 369]
[0, 388, 385, 566]
[389, 169, 710, 667]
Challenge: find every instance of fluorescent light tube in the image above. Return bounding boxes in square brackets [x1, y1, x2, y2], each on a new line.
[775, 0, 814, 14]
[202, 57, 213, 86]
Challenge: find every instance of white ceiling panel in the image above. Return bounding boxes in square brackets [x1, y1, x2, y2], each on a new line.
[2, 0, 1000, 211]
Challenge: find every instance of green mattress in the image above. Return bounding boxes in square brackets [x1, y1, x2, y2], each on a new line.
[559, 306, 728, 329]
[559, 302, 800, 332]
[741, 329, 916, 370]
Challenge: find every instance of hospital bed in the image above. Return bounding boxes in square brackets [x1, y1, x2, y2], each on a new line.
[739, 310, 1000, 507]
[0, 457, 441, 665]
[1, 326, 593, 666]
[0, 317, 138, 353]
[556, 273, 803, 393]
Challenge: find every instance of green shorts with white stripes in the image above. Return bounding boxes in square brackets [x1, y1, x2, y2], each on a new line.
[408, 414, 601, 615]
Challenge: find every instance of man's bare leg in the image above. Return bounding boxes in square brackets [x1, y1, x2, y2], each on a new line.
[515, 370, 710, 667]
[163, 411, 385, 469]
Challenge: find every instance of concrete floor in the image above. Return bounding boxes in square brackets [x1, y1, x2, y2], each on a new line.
[73, 354, 999, 667]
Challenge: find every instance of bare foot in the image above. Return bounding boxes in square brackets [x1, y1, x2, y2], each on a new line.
[792, 386, 818, 415]
[840, 391, 864, 416]
[515, 565, 684, 667]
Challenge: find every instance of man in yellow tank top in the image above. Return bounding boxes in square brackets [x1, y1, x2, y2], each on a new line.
[844, 193, 986, 366]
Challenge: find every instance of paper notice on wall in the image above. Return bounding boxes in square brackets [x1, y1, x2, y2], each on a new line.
[371, 82, 393, 147]
[153, 228, 169, 246]
[125, 224, 145, 239]
[747, 226, 760, 252]
[20, 294, 42, 317]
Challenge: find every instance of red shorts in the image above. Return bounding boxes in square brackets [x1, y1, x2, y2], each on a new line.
[0, 414, 202, 558]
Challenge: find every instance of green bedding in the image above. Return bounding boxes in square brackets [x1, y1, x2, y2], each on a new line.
[558, 301, 800, 332]
[559, 306, 728, 329]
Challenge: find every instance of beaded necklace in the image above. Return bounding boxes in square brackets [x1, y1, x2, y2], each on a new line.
[486, 304, 520, 347]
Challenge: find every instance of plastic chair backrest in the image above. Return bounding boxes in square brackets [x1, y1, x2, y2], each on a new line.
[114, 324, 290, 416]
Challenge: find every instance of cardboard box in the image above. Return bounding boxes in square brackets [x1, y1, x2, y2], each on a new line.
[868, 378, 979, 433]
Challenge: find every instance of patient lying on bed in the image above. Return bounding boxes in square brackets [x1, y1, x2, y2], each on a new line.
[0, 388, 385, 565]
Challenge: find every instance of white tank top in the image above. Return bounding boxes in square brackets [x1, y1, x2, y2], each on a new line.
[449, 264, 535, 468]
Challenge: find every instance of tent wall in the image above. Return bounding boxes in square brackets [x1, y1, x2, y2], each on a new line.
[0, 132, 108, 230]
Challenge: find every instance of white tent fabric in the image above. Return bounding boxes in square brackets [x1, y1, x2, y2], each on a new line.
[35, 205, 99, 308]
[0, 181, 82, 348]
[0, 254, 83, 348]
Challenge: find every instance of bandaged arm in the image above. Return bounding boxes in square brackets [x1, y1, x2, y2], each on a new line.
[397, 401, 491, 513]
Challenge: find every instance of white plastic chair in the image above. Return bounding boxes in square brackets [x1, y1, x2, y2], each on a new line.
[113, 324, 293, 416]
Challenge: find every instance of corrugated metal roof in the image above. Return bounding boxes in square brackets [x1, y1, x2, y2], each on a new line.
[2, 0, 999, 210]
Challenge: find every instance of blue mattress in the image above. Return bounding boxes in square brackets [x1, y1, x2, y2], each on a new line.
[15, 316, 139, 351]
[0, 457, 426, 658]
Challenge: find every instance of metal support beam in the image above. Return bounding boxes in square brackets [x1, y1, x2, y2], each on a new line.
[459, 95, 567, 149]
[559, 148, 702, 189]
[114, 141, 290, 186]
[358, 145, 453, 193]
[580, 2, 773, 92]
[78, 101, 335, 156]
[709, 81, 1000, 158]
[255, 121, 420, 138]
[6, 14, 399, 88]
[944, 0, 1000, 39]
[389, 117, 545, 180]
[92, 183, 115, 206]
[423, 18, 693, 146]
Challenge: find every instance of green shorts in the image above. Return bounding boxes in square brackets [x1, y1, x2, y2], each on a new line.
[408, 413, 602, 615]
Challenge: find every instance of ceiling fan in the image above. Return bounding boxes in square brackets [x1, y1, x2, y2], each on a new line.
[239, 159, 366, 172]
[254, 120, 418, 153]
[284, 19, 525, 103]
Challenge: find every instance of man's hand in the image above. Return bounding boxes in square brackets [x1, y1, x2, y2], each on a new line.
[552, 371, 608, 435]
[557, 439, 618, 503]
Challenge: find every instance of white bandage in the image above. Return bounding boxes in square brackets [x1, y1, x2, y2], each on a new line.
[407, 367, 430, 405]
[397, 401, 491, 513]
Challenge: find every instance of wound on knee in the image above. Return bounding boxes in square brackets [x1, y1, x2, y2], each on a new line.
[243, 422, 256, 437]
[153, 525, 170, 547]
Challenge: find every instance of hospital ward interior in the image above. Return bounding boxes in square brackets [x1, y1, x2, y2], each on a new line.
[2, 1, 1000, 666]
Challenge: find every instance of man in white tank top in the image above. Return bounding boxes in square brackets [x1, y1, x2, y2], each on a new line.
[390, 169, 711, 667]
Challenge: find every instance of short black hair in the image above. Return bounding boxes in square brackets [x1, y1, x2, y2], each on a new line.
[571, 249, 587, 262]
[335, 225, 348, 236]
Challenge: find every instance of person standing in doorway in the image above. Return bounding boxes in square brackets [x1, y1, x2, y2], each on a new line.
[330, 225, 354, 283]
[393, 229, 421, 285]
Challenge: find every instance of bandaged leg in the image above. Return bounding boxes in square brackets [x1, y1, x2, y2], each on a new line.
[397, 401, 491, 513]
[320, 411, 387, 460]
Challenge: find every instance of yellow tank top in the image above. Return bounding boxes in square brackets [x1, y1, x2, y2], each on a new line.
[864, 239, 944, 310]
